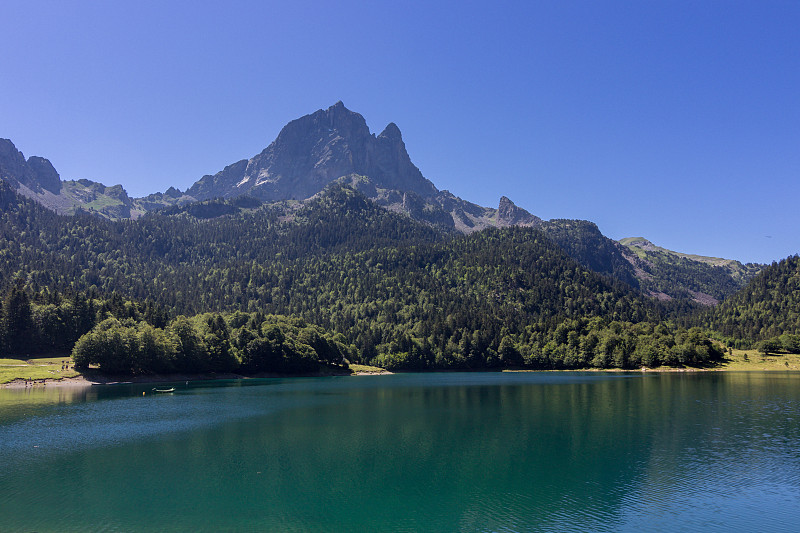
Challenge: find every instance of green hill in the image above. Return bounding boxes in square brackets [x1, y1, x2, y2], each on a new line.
[2, 180, 724, 370]
[619, 237, 763, 303]
[699, 255, 800, 346]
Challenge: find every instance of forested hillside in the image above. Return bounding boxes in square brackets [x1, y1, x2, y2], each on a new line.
[699, 255, 800, 347]
[0, 180, 726, 371]
[532, 221, 758, 305]
[620, 237, 762, 303]
[538, 219, 640, 288]
[2, 103, 762, 309]
[0, 181, 440, 309]
[0, 282, 353, 375]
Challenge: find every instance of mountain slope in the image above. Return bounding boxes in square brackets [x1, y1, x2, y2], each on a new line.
[699, 255, 800, 343]
[620, 237, 763, 303]
[0, 105, 761, 304]
[0, 138, 152, 219]
[1, 180, 677, 367]
[538, 219, 640, 288]
[186, 101, 438, 201]
[183, 102, 542, 233]
[0, 138, 62, 194]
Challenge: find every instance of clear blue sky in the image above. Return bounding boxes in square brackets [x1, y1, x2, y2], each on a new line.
[2, 0, 798, 264]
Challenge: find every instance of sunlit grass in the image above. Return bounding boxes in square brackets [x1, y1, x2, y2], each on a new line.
[349, 364, 390, 374]
[719, 349, 800, 371]
[0, 356, 79, 384]
[2, 351, 796, 385]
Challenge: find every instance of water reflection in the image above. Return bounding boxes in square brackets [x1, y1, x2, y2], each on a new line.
[1, 372, 799, 532]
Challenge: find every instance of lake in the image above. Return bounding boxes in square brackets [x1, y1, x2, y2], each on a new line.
[1, 372, 799, 532]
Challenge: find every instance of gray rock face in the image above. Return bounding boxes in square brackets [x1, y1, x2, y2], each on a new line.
[27, 156, 62, 194]
[0, 139, 62, 194]
[183, 102, 548, 233]
[497, 196, 541, 227]
[0, 138, 38, 190]
[187, 102, 438, 201]
[187, 159, 249, 201]
[1, 105, 543, 231]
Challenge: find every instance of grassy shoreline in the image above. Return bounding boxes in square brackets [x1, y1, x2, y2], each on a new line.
[0, 357, 393, 388]
[714, 348, 800, 371]
[3, 349, 798, 388]
[0, 355, 80, 385]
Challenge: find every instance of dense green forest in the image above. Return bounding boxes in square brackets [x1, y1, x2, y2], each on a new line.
[0, 282, 352, 374]
[72, 312, 353, 375]
[699, 255, 800, 348]
[537, 219, 640, 288]
[0, 284, 722, 372]
[0, 179, 793, 374]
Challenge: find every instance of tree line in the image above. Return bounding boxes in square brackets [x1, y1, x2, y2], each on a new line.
[72, 312, 353, 375]
[1, 180, 793, 373]
[696, 255, 800, 347]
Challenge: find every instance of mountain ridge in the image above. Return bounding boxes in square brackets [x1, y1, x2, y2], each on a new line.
[619, 236, 763, 304]
[182, 102, 540, 233]
[186, 101, 439, 202]
[0, 104, 543, 233]
[0, 104, 764, 302]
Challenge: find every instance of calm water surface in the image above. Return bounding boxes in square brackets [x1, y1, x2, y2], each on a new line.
[1, 372, 799, 532]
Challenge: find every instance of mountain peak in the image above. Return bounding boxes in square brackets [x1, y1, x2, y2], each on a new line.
[378, 122, 402, 141]
[26, 156, 62, 194]
[497, 195, 541, 227]
[324, 100, 360, 121]
[0, 138, 62, 194]
[619, 237, 657, 251]
[187, 103, 437, 201]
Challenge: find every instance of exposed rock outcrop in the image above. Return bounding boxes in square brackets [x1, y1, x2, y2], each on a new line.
[2, 104, 544, 232]
[496, 195, 541, 227]
[26, 156, 62, 194]
[187, 102, 437, 202]
[0, 138, 61, 194]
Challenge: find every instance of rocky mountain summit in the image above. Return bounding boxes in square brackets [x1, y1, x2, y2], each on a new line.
[497, 196, 542, 227]
[187, 101, 438, 202]
[0, 139, 61, 195]
[184, 101, 538, 232]
[1, 103, 541, 232]
[0, 104, 761, 304]
[0, 138, 146, 218]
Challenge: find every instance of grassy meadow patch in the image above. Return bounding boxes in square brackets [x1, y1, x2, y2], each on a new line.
[719, 349, 800, 371]
[0, 356, 79, 384]
[348, 364, 390, 374]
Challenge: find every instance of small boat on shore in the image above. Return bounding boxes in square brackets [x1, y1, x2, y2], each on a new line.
[152, 387, 175, 393]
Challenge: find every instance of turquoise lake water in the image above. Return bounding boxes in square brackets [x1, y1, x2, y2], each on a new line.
[1, 371, 799, 532]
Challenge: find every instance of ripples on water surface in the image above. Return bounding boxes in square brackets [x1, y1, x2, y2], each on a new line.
[1, 372, 799, 532]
